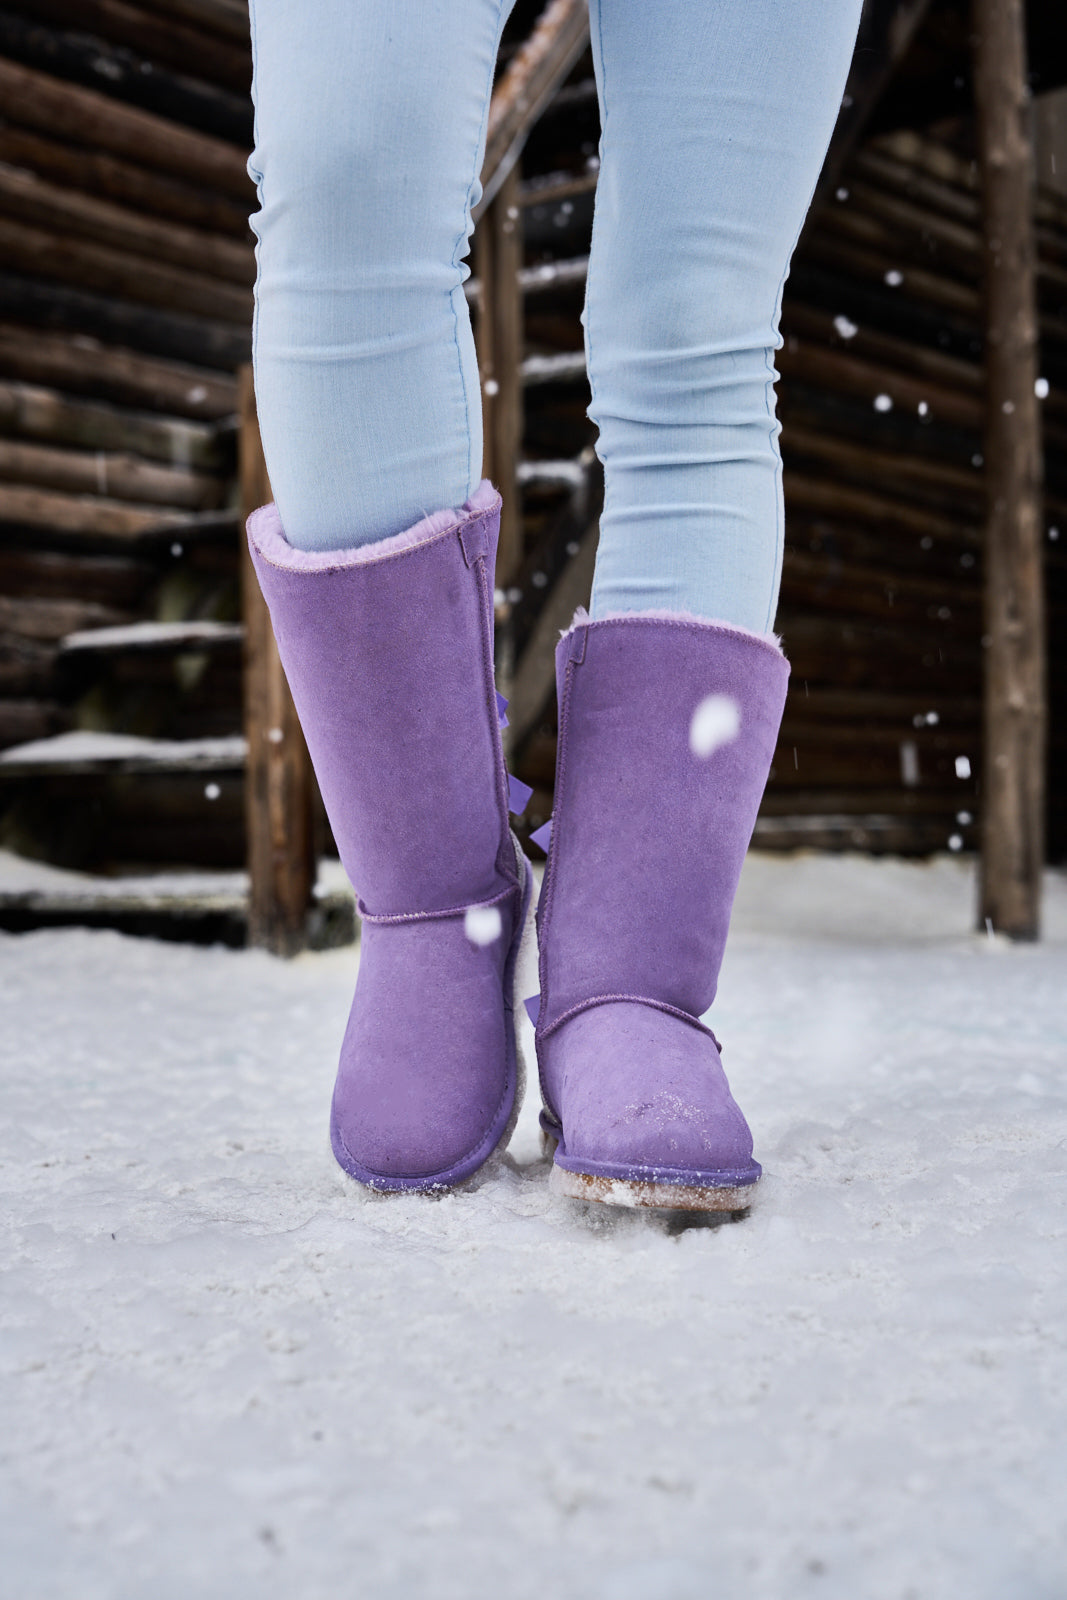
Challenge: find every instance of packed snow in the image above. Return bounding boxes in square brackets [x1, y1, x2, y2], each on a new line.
[2, 851, 1066, 1599]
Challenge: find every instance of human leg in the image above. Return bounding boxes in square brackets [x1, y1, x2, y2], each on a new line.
[534, 0, 862, 1208]
[583, 0, 863, 632]
[245, 0, 533, 1192]
[247, 0, 514, 550]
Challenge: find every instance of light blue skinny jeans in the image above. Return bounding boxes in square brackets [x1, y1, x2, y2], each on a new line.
[247, 0, 861, 633]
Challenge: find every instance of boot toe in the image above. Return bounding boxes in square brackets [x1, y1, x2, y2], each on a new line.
[332, 910, 520, 1188]
[544, 1000, 758, 1184]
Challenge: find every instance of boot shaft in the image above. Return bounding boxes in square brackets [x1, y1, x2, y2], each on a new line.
[537, 614, 789, 1031]
[247, 485, 517, 917]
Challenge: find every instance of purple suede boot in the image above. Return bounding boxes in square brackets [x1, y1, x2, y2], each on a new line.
[532, 612, 789, 1210]
[247, 483, 533, 1192]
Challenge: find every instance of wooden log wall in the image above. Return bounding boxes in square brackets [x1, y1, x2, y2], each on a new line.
[2, 0, 1064, 875]
[501, 84, 1067, 859]
[0, 0, 253, 865]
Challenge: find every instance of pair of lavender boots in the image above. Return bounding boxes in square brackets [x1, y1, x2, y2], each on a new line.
[248, 484, 788, 1210]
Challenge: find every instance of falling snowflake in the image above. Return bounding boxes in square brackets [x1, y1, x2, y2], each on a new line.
[874, 394, 893, 413]
[1035, 377, 1049, 399]
[464, 905, 503, 946]
[689, 695, 741, 758]
[955, 756, 971, 780]
[833, 315, 859, 340]
[885, 269, 904, 287]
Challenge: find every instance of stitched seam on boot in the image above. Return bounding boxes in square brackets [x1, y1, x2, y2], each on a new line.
[472, 550, 521, 892]
[247, 501, 500, 577]
[357, 881, 518, 925]
[560, 609, 787, 663]
[533, 643, 582, 1120]
[539, 993, 720, 1048]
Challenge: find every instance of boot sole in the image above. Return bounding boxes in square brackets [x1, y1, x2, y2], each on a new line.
[542, 1129, 757, 1213]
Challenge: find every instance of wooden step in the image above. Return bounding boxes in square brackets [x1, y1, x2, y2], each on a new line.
[0, 728, 245, 779]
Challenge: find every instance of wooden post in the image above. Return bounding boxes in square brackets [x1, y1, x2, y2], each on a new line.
[972, 0, 1047, 939]
[478, 0, 589, 210]
[476, 164, 524, 592]
[238, 365, 316, 955]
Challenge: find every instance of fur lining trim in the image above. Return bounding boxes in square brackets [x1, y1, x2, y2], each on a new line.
[560, 605, 785, 657]
[247, 480, 500, 572]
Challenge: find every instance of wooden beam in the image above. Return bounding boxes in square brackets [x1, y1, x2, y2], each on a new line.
[0, 216, 251, 325]
[0, 322, 238, 421]
[19, 0, 253, 94]
[0, 483, 187, 539]
[0, 57, 251, 199]
[238, 366, 316, 957]
[150, 0, 250, 46]
[0, 9, 252, 145]
[479, 0, 590, 212]
[0, 124, 252, 237]
[0, 269, 251, 372]
[806, 0, 934, 222]
[0, 379, 227, 469]
[0, 161, 254, 286]
[475, 166, 524, 589]
[0, 436, 226, 510]
[972, 0, 1047, 938]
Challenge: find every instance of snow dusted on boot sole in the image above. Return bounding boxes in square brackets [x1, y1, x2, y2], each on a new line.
[2, 852, 1065, 1599]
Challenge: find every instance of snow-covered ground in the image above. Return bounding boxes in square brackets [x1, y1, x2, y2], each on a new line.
[2, 852, 1065, 1600]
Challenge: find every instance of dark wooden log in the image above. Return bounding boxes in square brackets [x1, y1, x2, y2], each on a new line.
[782, 301, 984, 399]
[777, 331, 984, 432]
[805, 0, 934, 220]
[507, 522, 596, 751]
[0, 124, 252, 237]
[783, 472, 979, 543]
[0, 482, 187, 539]
[871, 127, 1067, 239]
[475, 166, 524, 588]
[0, 322, 239, 421]
[784, 518, 979, 589]
[751, 814, 976, 856]
[0, 436, 227, 510]
[0, 270, 251, 373]
[9, 0, 252, 94]
[0, 380, 227, 469]
[0, 593, 128, 640]
[775, 611, 981, 694]
[780, 422, 985, 515]
[480, 0, 590, 211]
[0, 57, 251, 198]
[803, 229, 982, 320]
[0, 161, 255, 285]
[758, 787, 974, 817]
[238, 366, 316, 957]
[0, 217, 252, 324]
[518, 169, 598, 210]
[0, 635, 57, 695]
[972, 0, 1047, 938]
[819, 180, 983, 283]
[0, 9, 253, 145]
[782, 685, 982, 727]
[784, 257, 982, 369]
[0, 697, 70, 751]
[781, 548, 980, 630]
[0, 546, 155, 605]
[151, 0, 249, 46]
